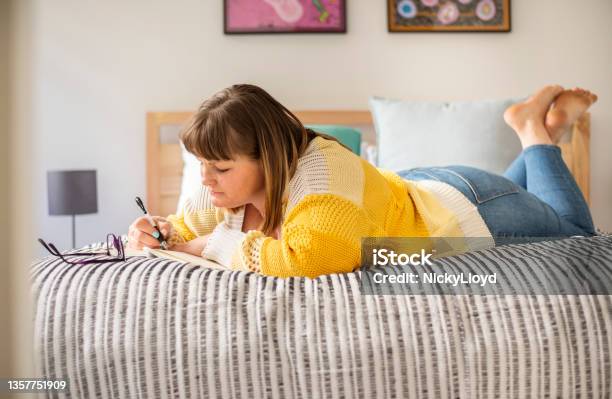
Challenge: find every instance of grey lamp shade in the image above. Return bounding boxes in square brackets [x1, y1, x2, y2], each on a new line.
[47, 170, 98, 215]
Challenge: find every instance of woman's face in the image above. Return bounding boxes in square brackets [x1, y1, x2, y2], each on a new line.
[199, 155, 265, 208]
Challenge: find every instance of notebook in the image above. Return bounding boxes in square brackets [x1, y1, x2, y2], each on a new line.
[125, 247, 228, 270]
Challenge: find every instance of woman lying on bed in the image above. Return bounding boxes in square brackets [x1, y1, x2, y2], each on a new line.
[127, 84, 598, 278]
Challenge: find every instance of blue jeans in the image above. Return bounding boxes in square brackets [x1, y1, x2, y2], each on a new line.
[396, 145, 595, 244]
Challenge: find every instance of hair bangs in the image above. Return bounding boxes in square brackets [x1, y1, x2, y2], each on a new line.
[180, 109, 243, 161]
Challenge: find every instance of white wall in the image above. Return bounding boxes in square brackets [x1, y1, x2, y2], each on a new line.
[27, 0, 612, 253]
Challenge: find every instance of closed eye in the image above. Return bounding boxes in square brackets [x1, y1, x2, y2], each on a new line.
[199, 160, 230, 173]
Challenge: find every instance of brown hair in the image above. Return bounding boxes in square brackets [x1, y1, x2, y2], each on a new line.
[180, 84, 350, 236]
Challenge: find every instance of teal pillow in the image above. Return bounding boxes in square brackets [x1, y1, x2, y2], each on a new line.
[305, 124, 362, 155]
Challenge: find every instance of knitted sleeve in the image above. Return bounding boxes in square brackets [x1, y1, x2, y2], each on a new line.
[202, 194, 367, 278]
[166, 185, 220, 246]
[166, 208, 196, 246]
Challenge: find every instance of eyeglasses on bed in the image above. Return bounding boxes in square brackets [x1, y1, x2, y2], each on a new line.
[38, 233, 126, 265]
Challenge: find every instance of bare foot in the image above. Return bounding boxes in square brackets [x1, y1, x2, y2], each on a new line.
[503, 85, 564, 149]
[545, 88, 598, 143]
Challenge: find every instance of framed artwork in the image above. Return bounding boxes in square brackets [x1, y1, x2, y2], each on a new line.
[224, 0, 346, 34]
[388, 0, 511, 32]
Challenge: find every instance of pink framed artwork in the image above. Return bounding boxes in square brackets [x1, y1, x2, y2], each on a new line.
[224, 0, 347, 34]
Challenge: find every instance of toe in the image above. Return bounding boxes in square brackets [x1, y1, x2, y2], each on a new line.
[538, 84, 564, 104]
[551, 84, 565, 96]
[576, 88, 597, 104]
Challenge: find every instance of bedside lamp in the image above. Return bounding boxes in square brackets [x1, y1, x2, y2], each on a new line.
[47, 170, 98, 249]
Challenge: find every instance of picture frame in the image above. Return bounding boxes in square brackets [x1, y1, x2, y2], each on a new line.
[224, 0, 347, 34]
[388, 0, 511, 32]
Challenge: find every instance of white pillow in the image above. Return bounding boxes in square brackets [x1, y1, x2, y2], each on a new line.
[176, 142, 202, 214]
[369, 96, 525, 174]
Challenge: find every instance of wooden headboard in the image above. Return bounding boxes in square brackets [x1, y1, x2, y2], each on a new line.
[146, 111, 590, 217]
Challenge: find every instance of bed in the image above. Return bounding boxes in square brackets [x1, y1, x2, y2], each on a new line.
[31, 109, 610, 398]
[32, 235, 612, 398]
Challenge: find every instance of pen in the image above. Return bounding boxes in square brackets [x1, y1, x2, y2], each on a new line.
[135, 196, 168, 250]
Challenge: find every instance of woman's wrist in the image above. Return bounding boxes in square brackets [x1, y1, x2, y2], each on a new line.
[174, 235, 209, 257]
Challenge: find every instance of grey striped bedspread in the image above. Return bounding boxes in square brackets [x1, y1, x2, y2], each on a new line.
[31, 236, 612, 398]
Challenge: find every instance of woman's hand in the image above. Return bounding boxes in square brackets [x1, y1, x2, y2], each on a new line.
[172, 234, 211, 257]
[127, 216, 174, 250]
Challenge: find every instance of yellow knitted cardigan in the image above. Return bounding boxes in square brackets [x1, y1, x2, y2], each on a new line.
[167, 136, 491, 278]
